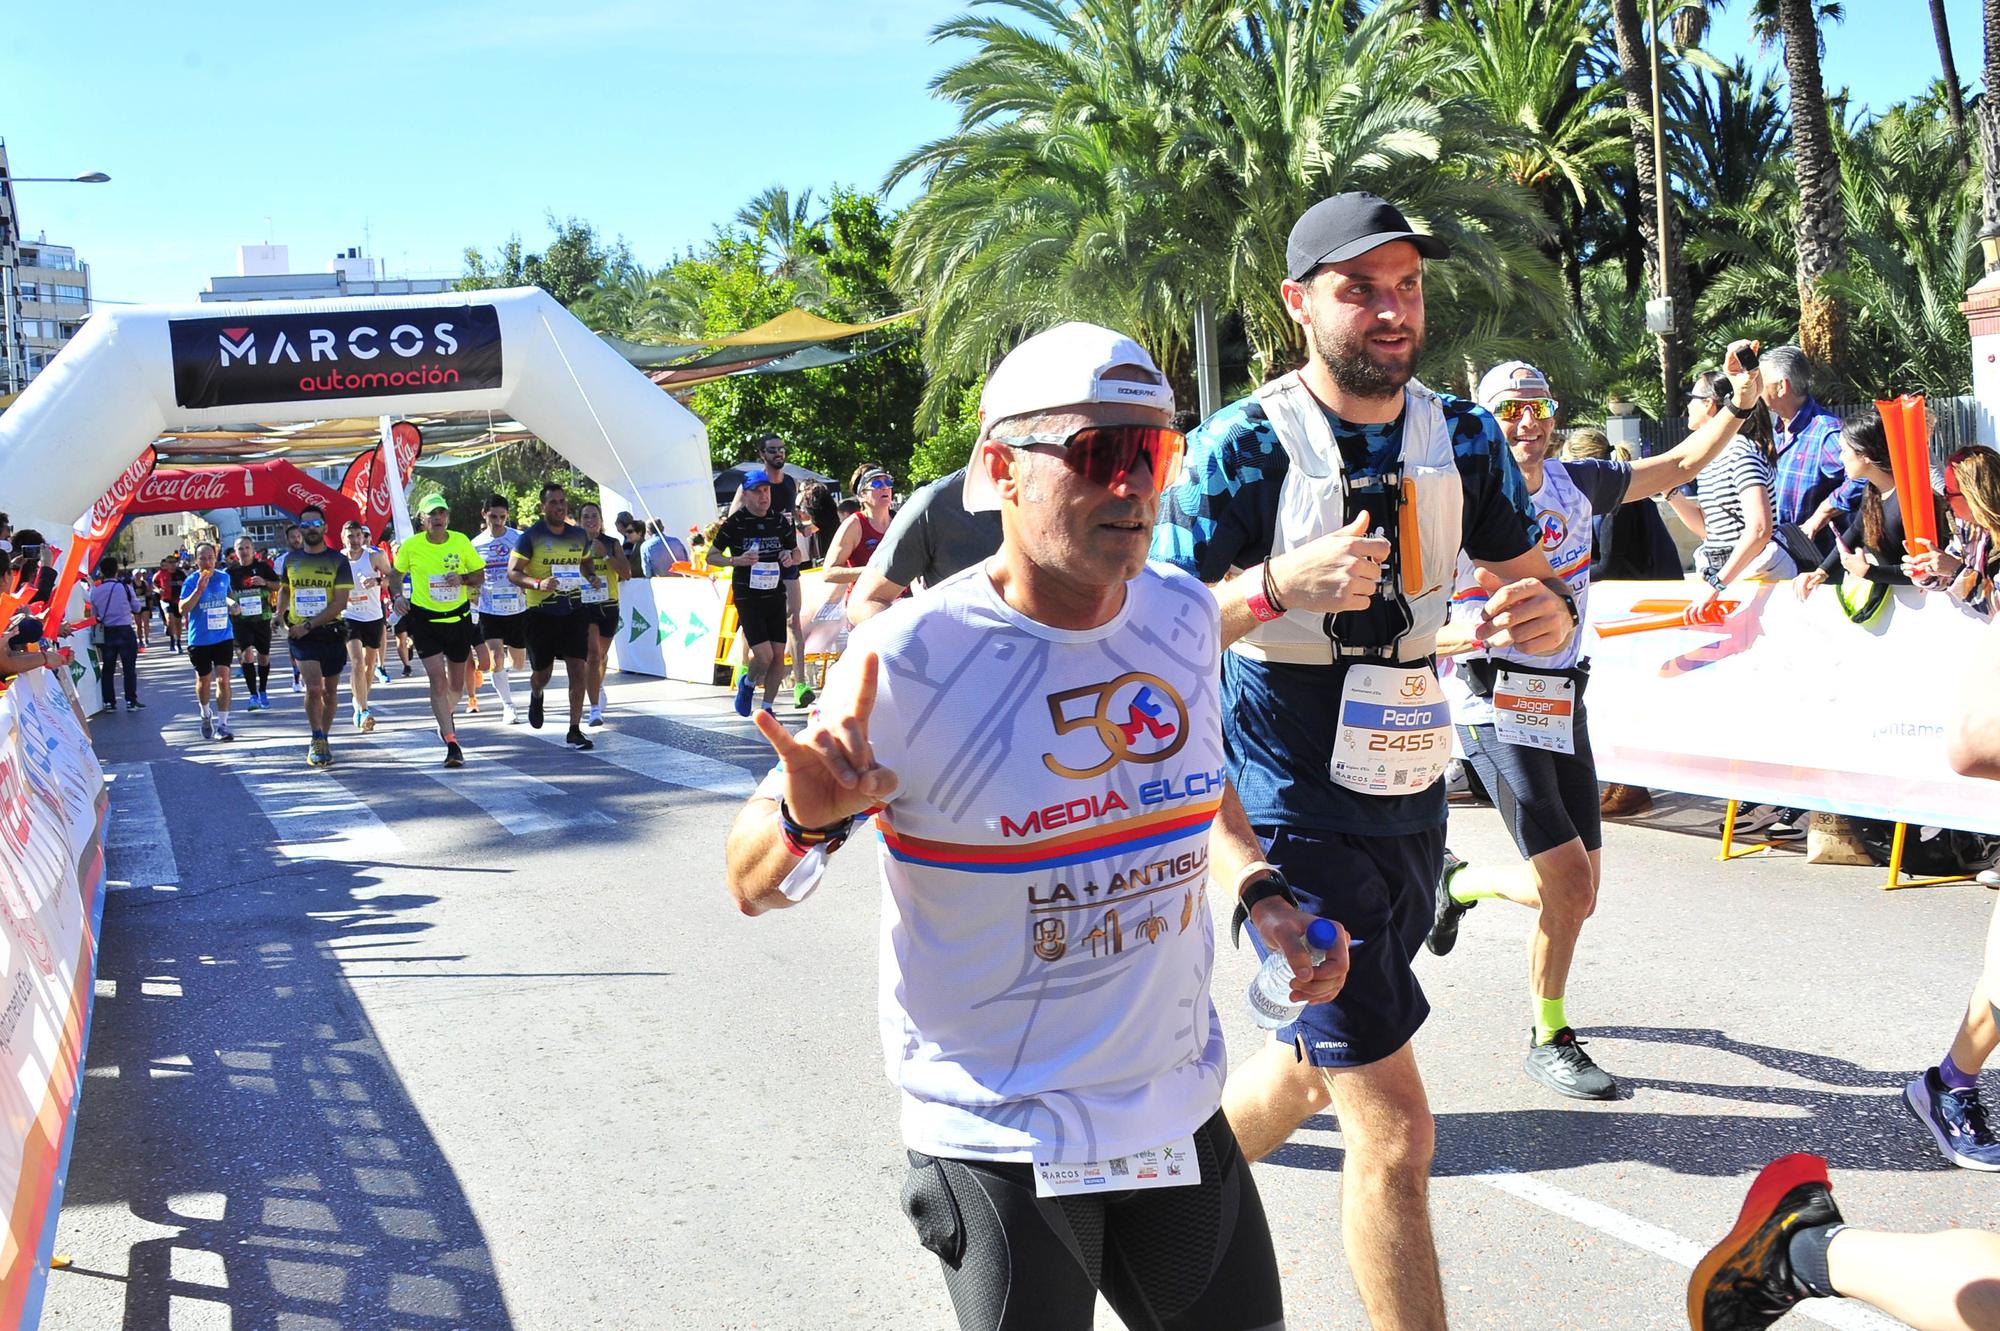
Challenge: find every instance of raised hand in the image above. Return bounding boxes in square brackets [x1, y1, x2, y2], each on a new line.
[1470, 567, 1574, 655]
[751, 652, 897, 827]
[1271, 511, 1391, 615]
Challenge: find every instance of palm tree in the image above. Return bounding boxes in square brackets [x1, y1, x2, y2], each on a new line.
[735, 185, 829, 304]
[1605, 0, 1697, 407]
[1981, 0, 2000, 253]
[1433, 0, 1632, 312]
[1771, 0, 1850, 377]
[1934, 0, 1967, 133]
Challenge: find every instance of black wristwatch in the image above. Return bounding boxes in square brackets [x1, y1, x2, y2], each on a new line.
[1704, 570, 1727, 591]
[1721, 397, 1753, 420]
[1230, 868, 1300, 949]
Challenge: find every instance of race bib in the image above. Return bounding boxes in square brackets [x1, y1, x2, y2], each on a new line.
[749, 561, 781, 591]
[552, 564, 586, 594]
[487, 585, 525, 615]
[1330, 663, 1453, 796]
[1034, 1134, 1200, 1199]
[237, 591, 263, 617]
[292, 587, 329, 619]
[428, 574, 462, 604]
[581, 578, 610, 604]
[204, 605, 229, 633]
[1493, 668, 1576, 754]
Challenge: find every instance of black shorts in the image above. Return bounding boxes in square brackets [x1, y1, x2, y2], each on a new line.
[1460, 713, 1603, 858]
[405, 606, 477, 663]
[585, 603, 621, 637]
[900, 1110, 1282, 1331]
[734, 592, 789, 648]
[232, 617, 273, 655]
[342, 617, 385, 651]
[525, 609, 589, 670]
[480, 610, 528, 650]
[1247, 824, 1444, 1068]
[291, 633, 347, 678]
[187, 640, 235, 677]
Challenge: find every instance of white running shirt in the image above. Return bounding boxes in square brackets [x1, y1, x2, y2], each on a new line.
[767, 561, 1229, 1163]
[472, 527, 525, 616]
[342, 550, 386, 622]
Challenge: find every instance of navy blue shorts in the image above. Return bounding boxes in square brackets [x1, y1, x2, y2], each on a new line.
[290, 634, 347, 678]
[1247, 824, 1444, 1068]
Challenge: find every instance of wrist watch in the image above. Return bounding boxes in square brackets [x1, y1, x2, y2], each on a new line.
[1704, 570, 1727, 591]
[1229, 868, 1300, 949]
[1722, 397, 1753, 419]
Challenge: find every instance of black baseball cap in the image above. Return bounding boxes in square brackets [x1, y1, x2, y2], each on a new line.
[1287, 192, 1451, 281]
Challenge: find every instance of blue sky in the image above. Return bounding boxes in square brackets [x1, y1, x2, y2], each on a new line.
[4, 0, 1981, 308]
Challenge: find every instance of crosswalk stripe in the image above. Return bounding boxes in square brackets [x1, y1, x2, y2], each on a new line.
[228, 748, 404, 863]
[621, 697, 765, 733]
[103, 762, 178, 895]
[524, 724, 758, 797]
[360, 723, 614, 836]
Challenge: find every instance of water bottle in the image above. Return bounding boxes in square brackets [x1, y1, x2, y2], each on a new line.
[1246, 918, 1342, 1030]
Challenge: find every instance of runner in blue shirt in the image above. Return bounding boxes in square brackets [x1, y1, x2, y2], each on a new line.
[178, 541, 237, 741]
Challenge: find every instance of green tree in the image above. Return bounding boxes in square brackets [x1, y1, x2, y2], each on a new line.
[736, 185, 830, 305]
[458, 215, 633, 309]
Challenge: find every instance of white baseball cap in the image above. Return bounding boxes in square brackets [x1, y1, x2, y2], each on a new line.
[963, 322, 1175, 513]
[1475, 360, 1552, 406]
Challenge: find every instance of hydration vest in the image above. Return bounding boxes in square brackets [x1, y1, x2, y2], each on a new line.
[1230, 372, 1464, 665]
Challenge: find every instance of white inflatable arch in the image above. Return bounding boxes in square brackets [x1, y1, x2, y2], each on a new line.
[0, 286, 710, 538]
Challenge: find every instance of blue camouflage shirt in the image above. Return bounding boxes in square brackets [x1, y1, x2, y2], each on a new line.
[1151, 388, 1538, 837]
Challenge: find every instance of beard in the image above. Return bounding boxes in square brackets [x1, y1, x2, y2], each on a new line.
[1312, 320, 1424, 400]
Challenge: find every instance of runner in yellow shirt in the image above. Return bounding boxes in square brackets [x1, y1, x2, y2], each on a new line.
[389, 494, 484, 768]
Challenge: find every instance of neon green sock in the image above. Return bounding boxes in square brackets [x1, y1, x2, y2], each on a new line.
[1534, 995, 1569, 1044]
[1446, 862, 1504, 905]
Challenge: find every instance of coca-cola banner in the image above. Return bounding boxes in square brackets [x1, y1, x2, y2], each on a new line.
[339, 421, 423, 538]
[76, 447, 156, 544]
[168, 305, 504, 410]
[126, 461, 362, 533]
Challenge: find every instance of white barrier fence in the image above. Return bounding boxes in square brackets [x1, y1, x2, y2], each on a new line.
[1580, 579, 2000, 834]
[0, 668, 108, 1327]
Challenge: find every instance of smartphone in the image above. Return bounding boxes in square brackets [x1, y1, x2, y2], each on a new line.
[1735, 345, 1760, 372]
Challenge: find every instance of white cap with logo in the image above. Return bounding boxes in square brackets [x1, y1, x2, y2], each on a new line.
[962, 322, 1174, 513]
[1474, 360, 1552, 407]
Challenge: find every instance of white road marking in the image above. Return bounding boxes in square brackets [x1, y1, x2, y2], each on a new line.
[622, 696, 765, 732]
[361, 723, 613, 837]
[103, 762, 178, 895]
[524, 724, 757, 797]
[220, 746, 404, 864]
[1471, 1171, 1909, 1330]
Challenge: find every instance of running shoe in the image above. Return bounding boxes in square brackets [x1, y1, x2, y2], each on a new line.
[246, 694, 266, 712]
[291, 671, 302, 692]
[1425, 849, 1473, 957]
[375, 666, 391, 685]
[126, 699, 146, 711]
[307, 739, 332, 768]
[1687, 1153, 1842, 1330]
[1726, 803, 1781, 835]
[734, 676, 755, 717]
[1980, 867, 2000, 889]
[1524, 1028, 1617, 1100]
[1904, 1067, 2000, 1171]
[201, 713, 214, 741]
[528, 689, 545, 730]
[319, 739, 336, 767]
[360, 708, 376, 733]
[216, 718, 234, 742]
[587, 703, 603, 727]
[443, 741, 465, 769]
[502, 702, 519, 726]
[402, 661, 413, 677]
[795, 682, 817, 708]
[566, 726, 594, 751]
[1765, 809, 1807, 842]
[1444, 759, 1472, 803]
[466, 695, 481, 715]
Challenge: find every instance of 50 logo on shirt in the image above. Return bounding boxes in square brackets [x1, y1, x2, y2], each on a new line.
[1042, 673, 1189, 780]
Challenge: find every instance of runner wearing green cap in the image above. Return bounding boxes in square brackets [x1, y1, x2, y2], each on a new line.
[389, 494, 484, 767]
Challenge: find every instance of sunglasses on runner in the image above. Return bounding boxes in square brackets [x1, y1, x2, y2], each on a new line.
[298, 518, 326, 529]
[1492, 397, 1559, 422]
[990, 425, 1186, 493]
[864, 477, 894, 490]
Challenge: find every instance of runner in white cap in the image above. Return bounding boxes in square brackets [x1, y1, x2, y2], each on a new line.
[1427, 344, 1763, 1101]
[727, 321, 1336, 1331]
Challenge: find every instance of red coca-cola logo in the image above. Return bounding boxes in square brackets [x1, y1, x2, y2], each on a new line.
[80, 448, 158, 540]
[140, 471, 234, 507]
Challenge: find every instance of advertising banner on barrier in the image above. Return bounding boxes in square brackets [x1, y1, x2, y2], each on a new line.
[167, 305, 505, 410]
[613, 577, 729, 683]
[1577, 579, 2000, 833]
[0, 669, 108, 1328]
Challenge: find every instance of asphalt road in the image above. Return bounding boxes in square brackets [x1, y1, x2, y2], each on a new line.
[39, 637, 1997, 1331]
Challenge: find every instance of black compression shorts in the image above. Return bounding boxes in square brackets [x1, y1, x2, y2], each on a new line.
[734, 593, 789, 649]
[342, 617, 385, 652]
[405, 605, 477, 663]
[231, 617, 273, 655]
[899, 1110, 1284, 1331]
[480, 611, 528, 650]
[187, 640, 235, 677]
[525, 609, 589, 670]
[1460, 713, 1603, 858]
[585, 602, 621, 637]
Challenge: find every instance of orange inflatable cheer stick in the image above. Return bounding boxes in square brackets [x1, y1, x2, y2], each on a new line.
[1594, 600, 1738, 638]
[1899, 395, 1937, 550]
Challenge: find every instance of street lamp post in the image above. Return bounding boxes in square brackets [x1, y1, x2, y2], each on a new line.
[0, 171, 110, 394]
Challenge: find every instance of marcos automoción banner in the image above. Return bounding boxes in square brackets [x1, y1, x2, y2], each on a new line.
[168, 305, 504, 410]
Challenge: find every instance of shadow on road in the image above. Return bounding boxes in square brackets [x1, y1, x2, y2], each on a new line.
[1271, 1024, 1941, 1179]
[55, 858, 517, 1330]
